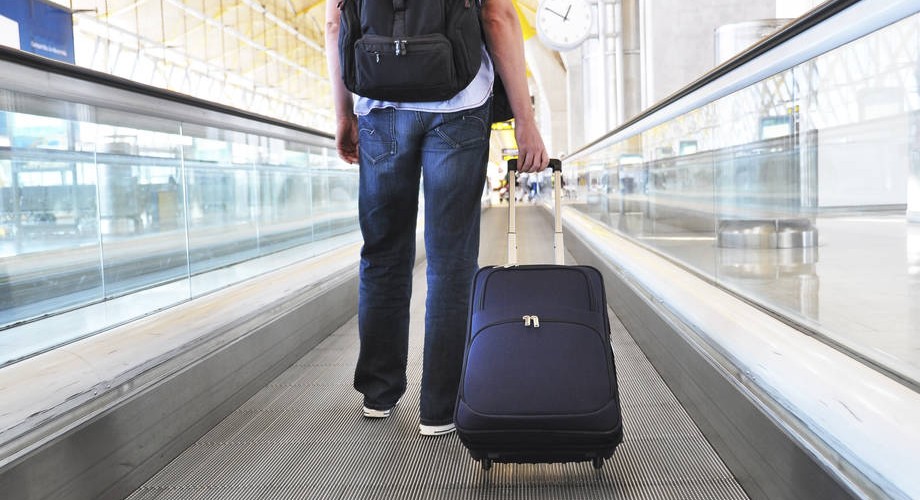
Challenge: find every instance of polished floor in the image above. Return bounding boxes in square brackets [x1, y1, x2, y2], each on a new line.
[127, 206, 749, 500]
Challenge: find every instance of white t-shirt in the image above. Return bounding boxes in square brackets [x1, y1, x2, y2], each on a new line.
[353, 45, 495, 116]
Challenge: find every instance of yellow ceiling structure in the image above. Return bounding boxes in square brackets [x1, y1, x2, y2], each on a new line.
[52, 0, 542, 162]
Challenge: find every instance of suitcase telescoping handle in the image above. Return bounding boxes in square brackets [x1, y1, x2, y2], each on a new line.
[506, 158, 564, 266]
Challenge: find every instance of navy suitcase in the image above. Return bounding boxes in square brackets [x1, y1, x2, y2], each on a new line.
[454, 159, 623, 471]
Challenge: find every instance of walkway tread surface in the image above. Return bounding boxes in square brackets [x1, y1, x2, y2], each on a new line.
[128, 205, 749, 500]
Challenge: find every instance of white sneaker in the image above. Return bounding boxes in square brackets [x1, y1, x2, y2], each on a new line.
[363, 406, 391, 418]
[363, 400, 398, 419]
[419, 422, 455, 436]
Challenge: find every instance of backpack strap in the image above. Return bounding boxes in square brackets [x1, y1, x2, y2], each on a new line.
[392, 0, 407, 37]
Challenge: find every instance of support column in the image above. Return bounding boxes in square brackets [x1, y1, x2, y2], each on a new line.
[523, 39, 568, 156]
[621, 0, 642, 122]
[909, 122, 920, 222]
[562, 50, 585, 154]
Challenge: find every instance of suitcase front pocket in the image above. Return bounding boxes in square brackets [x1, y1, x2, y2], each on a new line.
[477, 266, 597, 312]
[463, 319, 613, 416]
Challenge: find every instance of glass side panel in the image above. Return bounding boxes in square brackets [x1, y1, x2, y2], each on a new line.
[0, 87, 354, 367]
[312, 147, 359, 244]
[256, 137, 314, 257]
[183, 131, 259, 287]
[0, 110, 104, 326]
[568, 12, 920, 386]
[92, 119, 190, 300]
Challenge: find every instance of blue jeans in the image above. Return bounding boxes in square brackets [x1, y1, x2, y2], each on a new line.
[354, 99, 491, 426]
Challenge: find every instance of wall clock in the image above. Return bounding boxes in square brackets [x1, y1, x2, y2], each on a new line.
[535, 0, 594, 51]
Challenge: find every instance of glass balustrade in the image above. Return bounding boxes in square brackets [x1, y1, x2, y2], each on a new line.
[0, 79, 358, 366]
[565, 10, 920, 387]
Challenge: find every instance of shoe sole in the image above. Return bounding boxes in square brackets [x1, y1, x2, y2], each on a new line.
[363, 407, 391, 418]
[363, 400, 398, 419]
[419, 424, 455, 436]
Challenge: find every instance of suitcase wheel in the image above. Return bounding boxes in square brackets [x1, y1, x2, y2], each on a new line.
[480, 458, 492, 471]
[592, 457, 604, 469]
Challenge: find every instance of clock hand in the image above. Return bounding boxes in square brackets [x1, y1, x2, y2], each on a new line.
[544, 7, 568, 19]
[564, 5, 571, 20]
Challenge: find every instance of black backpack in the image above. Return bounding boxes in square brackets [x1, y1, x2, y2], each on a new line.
[337, 0, 484, 102]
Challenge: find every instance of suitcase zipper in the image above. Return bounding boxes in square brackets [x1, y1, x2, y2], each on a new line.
[477, 317, 602, 339]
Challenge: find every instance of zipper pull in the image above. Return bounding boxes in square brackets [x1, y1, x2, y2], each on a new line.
[374, 52, 380, 63]
[522, 315, 540, 328]
[532, 315, 540, 328]
[523, 315, 531, 327]
[394, 39, 407, 56]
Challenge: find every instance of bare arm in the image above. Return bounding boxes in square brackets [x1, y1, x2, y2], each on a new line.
[325, 0, 359, 164]
[481, 0, 548, 173]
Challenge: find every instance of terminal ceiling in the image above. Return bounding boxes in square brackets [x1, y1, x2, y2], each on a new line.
[57, 0, 548, 163]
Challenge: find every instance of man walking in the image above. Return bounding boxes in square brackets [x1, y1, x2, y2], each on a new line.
[325, 0, 548, 436]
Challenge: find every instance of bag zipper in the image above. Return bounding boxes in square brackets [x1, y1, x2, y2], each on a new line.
[476, 317, 602, 339]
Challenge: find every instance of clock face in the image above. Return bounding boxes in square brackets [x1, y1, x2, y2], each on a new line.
[536, 0, 593, 51]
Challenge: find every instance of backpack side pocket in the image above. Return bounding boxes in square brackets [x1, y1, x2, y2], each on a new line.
[338, 0, 361, 94]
